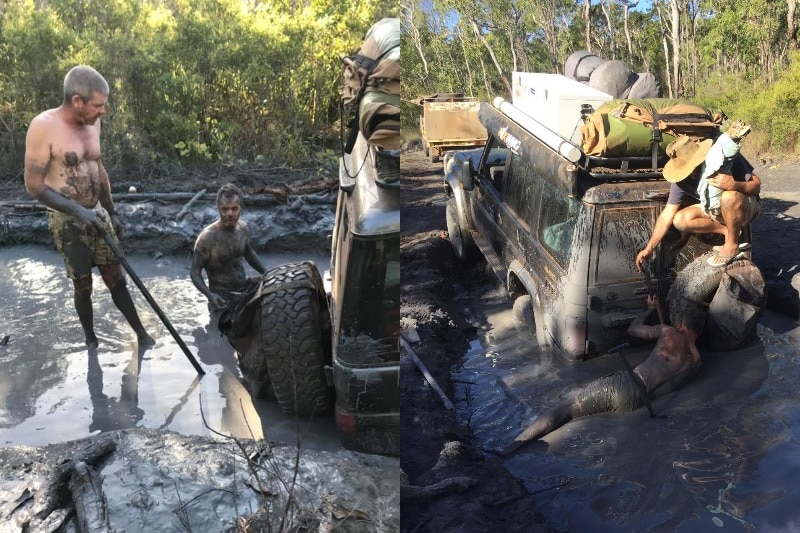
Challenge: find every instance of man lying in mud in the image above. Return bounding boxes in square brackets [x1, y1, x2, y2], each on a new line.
[191, 183, 267, 311]
[500, 296, 703, 455]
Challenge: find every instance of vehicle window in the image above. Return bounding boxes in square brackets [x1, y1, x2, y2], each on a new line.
[501, 153, 535, 228]
[595, 207, 652, 283]
[339, 236, 399, 364]
[481, 137, 508, 189]
[537, 181, 579, 265]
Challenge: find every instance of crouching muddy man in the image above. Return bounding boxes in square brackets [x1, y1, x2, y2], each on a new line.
[191, 184, 266, 311]
[500, 297, 703, 455]
[24, 65, 154, 350]
[636, 135, 761, 270]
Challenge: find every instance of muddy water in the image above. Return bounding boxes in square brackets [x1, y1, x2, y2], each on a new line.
[453, 297, 800, 532]
[0, 245, 340, 450]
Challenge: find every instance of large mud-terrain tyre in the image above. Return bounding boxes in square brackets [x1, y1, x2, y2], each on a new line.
[667, 254, 750, 326]
[512, 294, 547, 348]
[259, 261, 332, 417]
[445, 198, 479, 264]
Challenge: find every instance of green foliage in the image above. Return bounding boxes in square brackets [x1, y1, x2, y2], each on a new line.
[696, 52, 800, 155]
[0, 0, 394, 179]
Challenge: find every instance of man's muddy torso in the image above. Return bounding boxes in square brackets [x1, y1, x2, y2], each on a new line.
[197, 221, 250, 292]
[635, 327, 698, 394]
[40, 109, 103, 208]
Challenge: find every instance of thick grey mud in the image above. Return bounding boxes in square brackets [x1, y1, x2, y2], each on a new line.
[0, 245, 338, 449]
[454, 284, 800, 532]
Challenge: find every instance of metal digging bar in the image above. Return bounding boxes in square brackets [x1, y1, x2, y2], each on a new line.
[100, 230, 205, 376]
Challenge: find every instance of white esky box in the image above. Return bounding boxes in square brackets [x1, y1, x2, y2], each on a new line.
[511, 72, 612, 143]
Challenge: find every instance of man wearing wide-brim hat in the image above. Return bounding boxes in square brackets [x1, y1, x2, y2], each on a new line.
[635, 134, 761, 270]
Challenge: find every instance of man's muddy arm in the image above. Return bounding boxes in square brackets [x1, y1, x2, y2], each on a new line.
[244, 244, 266, 275]
[627, 303, 662, 340]
[636, 203, 680, 271]
[189, 248, 226, 309]
[97, 161, 122, 236]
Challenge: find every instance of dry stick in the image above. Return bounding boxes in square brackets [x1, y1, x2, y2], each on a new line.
[100, 230, 205, 375]
[400, 335, 455, 411]
[174, 188, 207, 220]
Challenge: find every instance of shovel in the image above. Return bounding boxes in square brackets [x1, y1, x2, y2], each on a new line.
[100, 229, 205, 376]
[642, 260, 665, 325]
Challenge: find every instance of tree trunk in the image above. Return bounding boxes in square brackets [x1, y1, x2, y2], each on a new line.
[584, 0, 592, 51]
[789, 0, 798, 50]
[470, 18, 511, 95]
[669, 0, 682, 97]
[623, 2, 635, 62]
[600, 0, 616, 59]
[457, 32, 475, 97]
[403, 3, 433, 91]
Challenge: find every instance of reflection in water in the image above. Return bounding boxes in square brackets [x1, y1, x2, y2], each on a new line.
[0, 245, 339, 451]
[87, 346, 145, 432]
[455, 300, 800, 531]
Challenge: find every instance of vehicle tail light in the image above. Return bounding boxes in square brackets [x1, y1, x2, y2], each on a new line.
[335, 405, 357, 436]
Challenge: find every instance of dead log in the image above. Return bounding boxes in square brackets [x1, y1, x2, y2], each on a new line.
[4, 436, 116, 532]
[400, 477, 478, 502]
[174, 188, 207, 220]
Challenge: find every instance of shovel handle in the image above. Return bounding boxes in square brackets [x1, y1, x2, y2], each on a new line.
[100, 230, 205, 375]
[642, 263, 665, 325]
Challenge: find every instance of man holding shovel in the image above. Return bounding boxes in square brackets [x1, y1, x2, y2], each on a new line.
[24, 65, 154, 349]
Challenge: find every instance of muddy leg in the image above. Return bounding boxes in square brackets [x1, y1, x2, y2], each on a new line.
[501, 396, 581, 455]
[99, 264, 155, 347]
[73, 275, 98, 349]
[718, 190, 748, 257]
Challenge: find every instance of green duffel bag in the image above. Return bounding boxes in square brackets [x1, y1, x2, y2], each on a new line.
[581, 98, 724, 157]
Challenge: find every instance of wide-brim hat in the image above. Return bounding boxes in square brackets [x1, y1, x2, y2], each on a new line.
[662, 136, 713, 183]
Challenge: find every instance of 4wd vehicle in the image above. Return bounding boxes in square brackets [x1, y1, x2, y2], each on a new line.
[444, 97, 752, 361]
[222, 131, 399, 456]
[220, 18, 399, 456]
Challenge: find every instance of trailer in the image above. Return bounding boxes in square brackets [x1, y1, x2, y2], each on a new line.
[417, 93, 487, 163]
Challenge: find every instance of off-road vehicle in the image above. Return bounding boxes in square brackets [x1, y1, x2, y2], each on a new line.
[444, 97, 752, 361]
[222, 131, 399, 456]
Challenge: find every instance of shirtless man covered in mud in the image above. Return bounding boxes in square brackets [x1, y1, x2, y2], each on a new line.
[501, 297, 703, 455]
[191, 183, 266, 311]
[24, 65, 154, 349]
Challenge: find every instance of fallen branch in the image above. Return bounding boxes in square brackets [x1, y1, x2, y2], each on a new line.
[174, 188, 207, 220]
[400, 335, 455, 411]
[400, 477, 478, 502]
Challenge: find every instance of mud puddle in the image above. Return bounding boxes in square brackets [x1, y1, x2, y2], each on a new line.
[0, 245, 339, 450]
[453, 289, 800, 532]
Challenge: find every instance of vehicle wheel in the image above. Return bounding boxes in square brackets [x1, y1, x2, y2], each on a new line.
[430, 151, 440, 164]
[257, 261, 332, 417]
[513, 294, 547, 348]
[667, 254, 750, 325]
[445, 199, 478, 263]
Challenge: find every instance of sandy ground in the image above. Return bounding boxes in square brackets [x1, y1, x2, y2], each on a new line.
[398, 148, 800, 532]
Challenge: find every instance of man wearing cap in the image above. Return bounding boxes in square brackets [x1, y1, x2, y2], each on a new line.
[635, 133, 761, 270]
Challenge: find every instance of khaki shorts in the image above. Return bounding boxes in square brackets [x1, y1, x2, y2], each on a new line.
[48, 204, 119, 280]
[704, 195, 761, 226]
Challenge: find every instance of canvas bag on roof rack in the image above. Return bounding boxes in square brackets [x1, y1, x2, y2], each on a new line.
[341, 18, 400, 153]
[581, 98, 725, 162]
